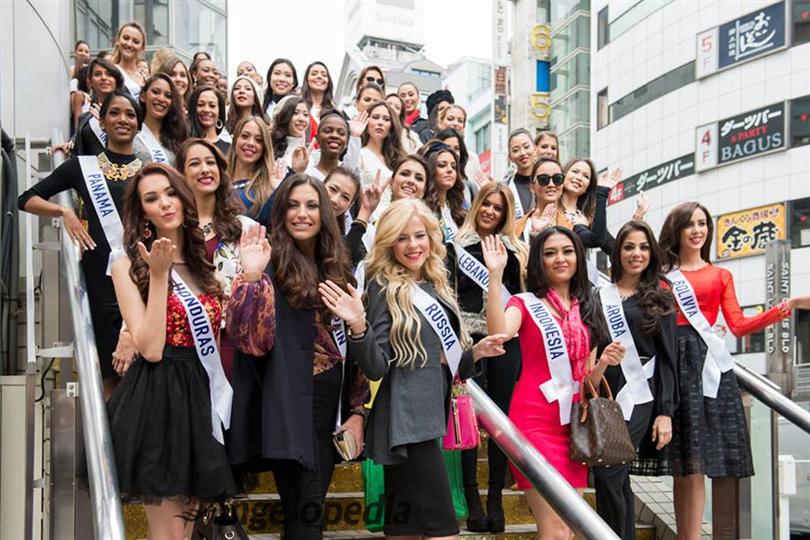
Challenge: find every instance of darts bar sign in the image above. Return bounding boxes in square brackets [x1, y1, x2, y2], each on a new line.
[696, 101, 786, 171]
[696, 1, 786, 78]
[608, 154, 694, 205]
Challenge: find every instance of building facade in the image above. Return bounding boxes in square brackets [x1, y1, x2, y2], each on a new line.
[510, 0, 592, 160]
[443, 58, 493, 173]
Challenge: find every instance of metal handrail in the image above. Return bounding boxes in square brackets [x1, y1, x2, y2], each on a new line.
[467, 380, 620, 540]
[50, 130, 126, 539]
[734, 361, 810, 435]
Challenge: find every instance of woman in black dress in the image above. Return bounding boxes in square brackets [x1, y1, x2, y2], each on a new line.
[593, 221, 677, 539]
[19, 90, 146, 395]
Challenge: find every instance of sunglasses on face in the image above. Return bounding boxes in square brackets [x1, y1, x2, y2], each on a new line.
[533, 173, 565, 186]
[365, 76, 384, 85]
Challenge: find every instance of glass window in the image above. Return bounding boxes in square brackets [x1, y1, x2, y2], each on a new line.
[552, 15, 590, 62]
[609, 61, 694, 122]
[550, 0, 589, 25]
[597, 6, 609, 49]
[797, 311, 810, 366]
[789, 197, 810, 249]
[550, 52, 589, 99]
[173, 0, 227, 68]
[793, 0, 810, 46]
[557, 125, 590, 158]
[75, 0, 116, 51]
[536, 0, 550, 24]
[732, 306, 766, 354]
[597, 88, 609, 129]
[791, 95, 810, 148]
[474, 123, 491, 155]
[609, 0, 674, 41]
[134, 0, 169, 46]
[550, 89, 589, 131]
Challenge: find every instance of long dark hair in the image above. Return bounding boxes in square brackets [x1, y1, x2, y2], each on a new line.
[87, 57, 125, 99]
[659, 201, 714, 271]
[100, 90, 144, 133]
[562, 157, 599, 219]
[611, 221, 674, 334]
[300, 61, 336, 112]
[262, 58, 298, 111]
[361, 101, 405, 169]
[188, 85, 225, 137]
[226, 76, 267, 133]
[122, 163, 222, 302]
[435, 127, 469, 180]
[392, 154, 431, 196]
[175, 138, 244, 244]
[526, 226, 608, 344]
[140, 73, 188, 154]
[269, 174, 353, 321]
[270, 95, 307, 158]
[422, 143, 465, 226]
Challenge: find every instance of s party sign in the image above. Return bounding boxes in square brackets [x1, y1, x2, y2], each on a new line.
[718, 102, 785, 165]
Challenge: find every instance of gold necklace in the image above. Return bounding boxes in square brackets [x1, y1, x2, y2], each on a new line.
[97, 152, 142, 182]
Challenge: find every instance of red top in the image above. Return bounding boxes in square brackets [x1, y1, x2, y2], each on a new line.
[675, 264, 786, 336]
[165, 292, 222, 348]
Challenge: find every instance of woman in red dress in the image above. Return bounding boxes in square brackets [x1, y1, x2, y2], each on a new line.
[484, 226, 623, 540]
[659, 201, 810, 540]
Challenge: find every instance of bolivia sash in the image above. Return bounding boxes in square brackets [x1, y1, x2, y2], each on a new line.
[516, 292, 578, 425]
[411, 285, 463, 377]
[78, 156, 125, 274]
[171, 270, 233, 445]
[667, 268, 735, 398]
[599, 284, 655, 420]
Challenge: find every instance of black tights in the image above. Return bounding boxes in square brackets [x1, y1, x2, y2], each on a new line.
[461, 337, 521, 490]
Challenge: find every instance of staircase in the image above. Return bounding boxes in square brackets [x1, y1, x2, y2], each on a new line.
[123, 436, 656, 539]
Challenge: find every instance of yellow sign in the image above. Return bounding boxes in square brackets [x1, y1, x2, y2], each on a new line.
[716, 203, 786, 259]
[531, 24, 551, 54]
[530, 92, 551, 121]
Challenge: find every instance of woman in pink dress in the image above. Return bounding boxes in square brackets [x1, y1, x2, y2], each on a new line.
[484, 226, 624, 540]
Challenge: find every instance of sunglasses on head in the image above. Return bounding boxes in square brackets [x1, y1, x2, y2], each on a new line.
[365, 76, 384, 85]
[533, 173, 565, 186]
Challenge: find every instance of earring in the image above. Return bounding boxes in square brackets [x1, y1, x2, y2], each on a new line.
[216, 119, 224, 130]
[143, 221, 152, 239]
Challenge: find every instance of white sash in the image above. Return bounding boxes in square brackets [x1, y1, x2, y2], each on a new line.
[508, 174, 525, 219]
[361, 222, 376, 251]
[440, 205, 458, 243]
[78, 156, 125, 275]
[137, 126, 169, 163]
[343, 212, 352, 235]
[88, 116, 108, 147]
[354, 261, 366, 295]
[667, 268, 735, 398]
[120, 69, 141, 100]
[454, 241, 511, 308]
[599, 285, 655, 420]
[331, 316, 348, 430]
[171, 270, 233, 444]
[516, 292, 578, 425]
[586, 252, 600, 286]
[411, 285, 463, 377]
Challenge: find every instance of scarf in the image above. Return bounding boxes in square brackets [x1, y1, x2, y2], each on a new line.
[405, 109, 421, 126]
[544, 288, 590, 382]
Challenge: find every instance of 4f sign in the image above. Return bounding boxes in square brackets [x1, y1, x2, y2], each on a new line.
[696, 27, 719, 79]
[695, 123, 718, 171]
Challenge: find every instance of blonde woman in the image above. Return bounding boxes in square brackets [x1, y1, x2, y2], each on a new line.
[227, 116, 282, 225]
[111, 21, 147, 99]
[320, 198, 507, 538]
[447, 184, 527, 532]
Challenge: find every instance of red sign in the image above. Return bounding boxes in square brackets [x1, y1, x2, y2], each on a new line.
[479, 149, 492, 176]
[608, 183, 625, 205]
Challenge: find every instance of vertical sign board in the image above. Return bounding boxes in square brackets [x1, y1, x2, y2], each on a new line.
[765, 240, 793, 394]
[695, 122, 719, 171]
[696, 27, 719, 79]
[492, 0, 509, 181]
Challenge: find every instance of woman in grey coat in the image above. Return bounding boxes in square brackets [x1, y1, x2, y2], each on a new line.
[319, 198, 507, 538]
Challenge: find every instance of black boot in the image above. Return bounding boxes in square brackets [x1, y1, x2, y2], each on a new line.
[464, 484, 488, 532]
[487, 488, 505, 533]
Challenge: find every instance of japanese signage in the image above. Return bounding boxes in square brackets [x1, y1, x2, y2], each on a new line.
[608, 154, 694, 205]
[695, 1, 786, 78]
[765, 240, 792, 394]
[716, 203, 786, 260]
[695, 101, 786, 171]
[491, 0, 509, 182]
[493, 0, 508, 66]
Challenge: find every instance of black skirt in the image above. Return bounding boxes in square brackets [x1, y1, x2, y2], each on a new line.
[670, 326, 754, 478]
[382, 439, 459, 537]
[107, 345, 238, 503]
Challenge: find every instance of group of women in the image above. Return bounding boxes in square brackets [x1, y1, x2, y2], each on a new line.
[20, 22, 810, 540]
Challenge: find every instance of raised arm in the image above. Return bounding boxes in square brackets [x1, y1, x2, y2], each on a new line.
[482, 235, 522, 337]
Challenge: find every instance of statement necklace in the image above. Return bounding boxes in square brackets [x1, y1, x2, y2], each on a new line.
[98, 153, 142, 182]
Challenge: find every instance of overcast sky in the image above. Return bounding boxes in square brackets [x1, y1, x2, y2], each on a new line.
[227, 0, 495, 82]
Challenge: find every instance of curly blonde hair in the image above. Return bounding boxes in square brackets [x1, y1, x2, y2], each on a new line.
[366, 199, 470, 369]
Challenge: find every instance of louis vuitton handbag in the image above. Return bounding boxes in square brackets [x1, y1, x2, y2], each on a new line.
[570, 374, 635, 467]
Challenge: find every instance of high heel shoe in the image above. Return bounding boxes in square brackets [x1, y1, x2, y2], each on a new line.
[487, 488, 505, 533]
[464, 484, 489, 532]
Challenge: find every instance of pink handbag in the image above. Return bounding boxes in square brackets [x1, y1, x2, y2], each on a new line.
[442, 383, 480, 450]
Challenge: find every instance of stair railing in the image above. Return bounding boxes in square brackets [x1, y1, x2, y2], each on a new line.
[466, 380, 620, 540]
[48, 131, 125, 539]
[734, 361, 810, 434]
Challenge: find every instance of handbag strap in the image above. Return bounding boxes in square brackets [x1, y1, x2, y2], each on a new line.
[577, 365, 615, 423]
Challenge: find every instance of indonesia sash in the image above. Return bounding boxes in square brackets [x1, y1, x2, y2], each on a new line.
[667, 268, 735, 398]
[599, 284, 655, 420]
[171, 270, 233, 445]
[412, 285, 463, 377]
[78, 156, 124, 274]
[516, 292, 578, 425]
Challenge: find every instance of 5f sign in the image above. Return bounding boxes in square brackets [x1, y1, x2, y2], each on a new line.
[696, 27, 719, 79]
[695, 123, 718, 171]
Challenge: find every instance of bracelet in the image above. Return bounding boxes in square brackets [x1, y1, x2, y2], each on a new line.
[347, 320, 368, 339]
[777, 299, 791, 317]
[353, 218, 368, 229]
